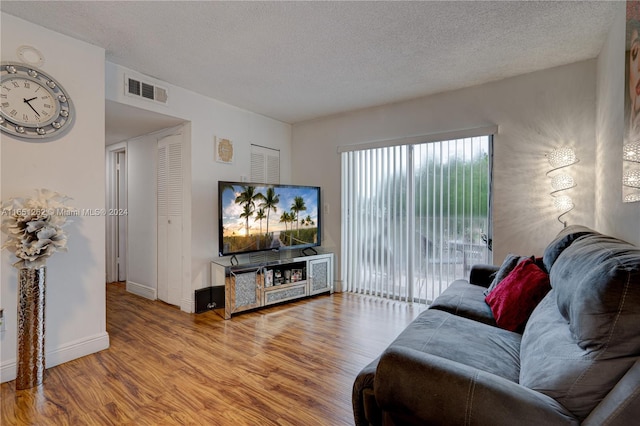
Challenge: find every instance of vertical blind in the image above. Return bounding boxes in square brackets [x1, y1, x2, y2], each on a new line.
[341, 135, 493, 304]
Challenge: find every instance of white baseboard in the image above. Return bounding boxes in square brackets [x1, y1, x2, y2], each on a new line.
[128, 281, 187, 310]
[1, 331, 110, 383]
[181, 297, 194, 313]
[126, 280, 157, 300]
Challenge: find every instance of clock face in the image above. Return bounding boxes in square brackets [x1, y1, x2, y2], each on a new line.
[1, 77, 58, 127]
[0, 63, 74, 140]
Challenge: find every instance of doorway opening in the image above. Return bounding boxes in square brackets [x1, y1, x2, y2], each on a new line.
[104, 100, 187, 306]
[106, 144, 127, 283]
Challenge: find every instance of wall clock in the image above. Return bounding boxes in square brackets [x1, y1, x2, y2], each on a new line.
[0, 62, 74, 140]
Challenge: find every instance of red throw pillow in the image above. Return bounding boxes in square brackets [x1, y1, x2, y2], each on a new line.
[485, 258, 551, 332]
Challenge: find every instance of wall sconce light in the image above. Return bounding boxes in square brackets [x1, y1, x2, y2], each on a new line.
[623, 141, 640, 203]
[623, 141, 640, 162]
[546, 147, 578, 228]
[623, 170, 640, 194]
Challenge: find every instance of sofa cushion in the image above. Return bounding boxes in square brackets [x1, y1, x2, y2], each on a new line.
[428, 280, 497, 326]
[388, 309, 521, 382]
[520, 233, 640, 420]
[375, 346, 580, 426]
[485, 258, 551, 332]
[542, 225, 599, 272]
[551, 234, 640, 350]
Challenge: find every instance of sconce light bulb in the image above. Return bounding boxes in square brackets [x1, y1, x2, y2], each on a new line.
[624, 193, 640, 202]
[623, 142, 640, 163]
[554, 195, 573, 211]
[623, 170, 640, 189]
[548, 147, 577, 168]
[551, 174, 575, 191]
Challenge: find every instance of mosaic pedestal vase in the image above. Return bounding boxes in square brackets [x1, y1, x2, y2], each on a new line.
[16, 266, 46, 390]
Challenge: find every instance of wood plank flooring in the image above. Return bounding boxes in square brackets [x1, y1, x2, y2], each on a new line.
[1, 282, 423, 425]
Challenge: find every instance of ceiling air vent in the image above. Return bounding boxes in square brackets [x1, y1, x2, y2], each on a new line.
[125, 74, 168, 105]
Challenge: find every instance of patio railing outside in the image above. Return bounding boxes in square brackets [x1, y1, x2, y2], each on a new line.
[355, 215, 490, 304]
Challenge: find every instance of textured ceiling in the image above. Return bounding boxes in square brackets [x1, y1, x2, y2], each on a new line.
[1, 1, 617, 125]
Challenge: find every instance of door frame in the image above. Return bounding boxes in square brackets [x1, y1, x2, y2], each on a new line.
[106, 142, 128, 283]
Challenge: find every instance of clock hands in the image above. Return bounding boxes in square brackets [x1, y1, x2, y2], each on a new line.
[23, 97, 40, 117]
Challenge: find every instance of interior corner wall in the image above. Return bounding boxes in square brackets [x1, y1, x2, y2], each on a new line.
[596, 2, 640, 246]
[292, 60, 598, 282]
[105, 62, 292, 312]
[0, 13, 108, 382]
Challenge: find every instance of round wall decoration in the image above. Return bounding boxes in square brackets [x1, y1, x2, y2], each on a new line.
[0, 62, 74, 140]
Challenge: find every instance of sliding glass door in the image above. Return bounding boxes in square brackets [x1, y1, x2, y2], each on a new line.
[341, 135, 492, 303]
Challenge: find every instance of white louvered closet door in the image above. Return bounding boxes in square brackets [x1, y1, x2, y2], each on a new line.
[157, 134, 183, 306]
[251, 144, 280, 184]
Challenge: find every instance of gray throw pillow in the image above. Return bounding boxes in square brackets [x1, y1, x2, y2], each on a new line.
[484, 253, 533, 296]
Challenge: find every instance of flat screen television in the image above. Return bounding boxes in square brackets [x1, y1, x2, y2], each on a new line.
[218, 181, 321, 257]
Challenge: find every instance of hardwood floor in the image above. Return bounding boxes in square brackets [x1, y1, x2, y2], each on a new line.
[1, 282, 423, 425]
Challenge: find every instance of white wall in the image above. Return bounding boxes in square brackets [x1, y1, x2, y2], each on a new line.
[292, 60, 598, 284]
[124, 133, 158, 298]
[105, 63, 292, 311]
[596, 2, 640, 246]
[1, 13, 108, 382]
[0, 64, 3, 349]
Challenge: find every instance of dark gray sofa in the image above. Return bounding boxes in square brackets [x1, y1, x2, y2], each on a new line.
[353, 225, 640, 425]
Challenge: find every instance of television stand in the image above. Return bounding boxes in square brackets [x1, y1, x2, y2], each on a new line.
[210, 251, 333, 319]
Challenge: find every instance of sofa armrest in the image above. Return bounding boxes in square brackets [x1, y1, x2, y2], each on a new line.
[469, 264, 499, 288]
[583, 359, 640, 426]
[374, 346, 578, 426]
[353, 358, 381, 426]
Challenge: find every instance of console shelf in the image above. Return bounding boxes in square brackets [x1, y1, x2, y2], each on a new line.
[211, 252, 333, 319]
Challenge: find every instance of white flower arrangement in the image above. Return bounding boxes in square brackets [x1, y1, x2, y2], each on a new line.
[1, 189, 73, 269]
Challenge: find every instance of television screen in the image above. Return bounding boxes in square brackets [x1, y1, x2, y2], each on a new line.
[218, 181, 321, 257]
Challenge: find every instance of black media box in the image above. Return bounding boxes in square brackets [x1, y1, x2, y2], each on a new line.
[195, 286, 225, 313]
